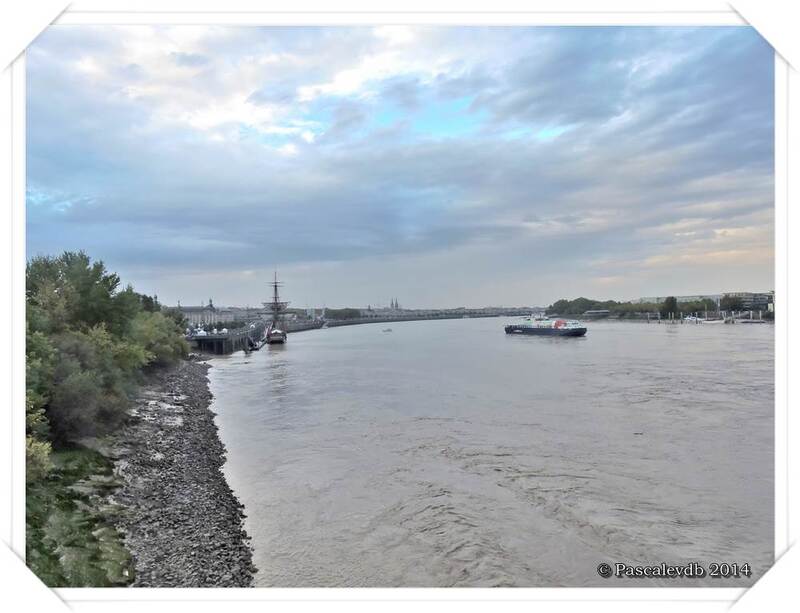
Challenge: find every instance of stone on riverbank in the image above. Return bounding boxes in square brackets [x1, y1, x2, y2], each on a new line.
[111, 359, 256, 587]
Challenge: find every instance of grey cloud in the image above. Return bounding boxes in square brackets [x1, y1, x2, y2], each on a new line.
[380, 75, 422, 109]
[247, 82, 298, 105]
[170, 51, 210, 67]
[25, 26, 774, 305]
[318, 99, 370, 142]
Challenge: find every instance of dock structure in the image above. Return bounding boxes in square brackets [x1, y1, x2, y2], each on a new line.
[191, 320, 269, 354]
[189, 319, 324, 354]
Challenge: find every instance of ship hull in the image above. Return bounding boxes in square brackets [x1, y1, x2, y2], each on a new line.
[266, 330, 287, 344]
[504, 325, 587, 337]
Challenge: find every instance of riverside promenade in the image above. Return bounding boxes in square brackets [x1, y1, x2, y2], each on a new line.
[325, 307, 532, 328]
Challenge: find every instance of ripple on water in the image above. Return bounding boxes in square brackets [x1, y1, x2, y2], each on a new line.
[208, 319, 774, 586]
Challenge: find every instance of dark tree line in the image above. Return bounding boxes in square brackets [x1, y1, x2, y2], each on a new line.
[323, 308, 362, 320]
[546, 296, 719, 318]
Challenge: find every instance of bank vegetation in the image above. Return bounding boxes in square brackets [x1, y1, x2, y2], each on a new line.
[25, 251, 189, 585]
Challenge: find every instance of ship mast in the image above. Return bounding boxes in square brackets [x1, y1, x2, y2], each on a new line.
[263, 270, 289, 328]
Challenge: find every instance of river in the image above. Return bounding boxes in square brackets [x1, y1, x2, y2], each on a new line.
[208, 317, 773, 587]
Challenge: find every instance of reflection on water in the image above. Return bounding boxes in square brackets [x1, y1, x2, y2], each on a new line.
[209, 318, 773, 587]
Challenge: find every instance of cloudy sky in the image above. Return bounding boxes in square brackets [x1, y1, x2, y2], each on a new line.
[27, 26, 774, 308]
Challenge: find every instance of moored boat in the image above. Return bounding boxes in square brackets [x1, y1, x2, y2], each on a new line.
[266, 324, 287, 344]
[263, 271, 290, 344]
[504, 315, 587, 337]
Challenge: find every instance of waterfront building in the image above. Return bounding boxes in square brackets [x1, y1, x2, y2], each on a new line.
[177, 299, 220, 326]
[219, 306, 264, 322]
[635, 292, 774, 312]
[723, 291, 774, 311]
[636, 294, 721, 304]
[583, 309, 611, 317]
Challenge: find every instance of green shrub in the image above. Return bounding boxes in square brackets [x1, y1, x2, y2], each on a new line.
[48, 369, 106, 440]
[128, 311, 189, 367]
[26, 251, 190, 587]
[26, 436, 52, 482]
[26, 251, 187, 443]
[26, 391, 51, 441]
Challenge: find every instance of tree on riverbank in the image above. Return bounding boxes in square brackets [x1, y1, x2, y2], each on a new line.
[660, 296, 678, 318]
[324, 307, 362, 320]
[546, 296, 720, 318]
[25, 251, 189, 472]
[26, 252, 190, 585]
[546, 297, 661, 317]
[720, 294, 744, 311]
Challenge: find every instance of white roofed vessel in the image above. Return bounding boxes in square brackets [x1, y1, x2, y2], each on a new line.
[504, 315, 587, 337]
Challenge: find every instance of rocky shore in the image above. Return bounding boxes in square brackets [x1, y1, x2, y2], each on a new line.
[109, 358, 256, 587]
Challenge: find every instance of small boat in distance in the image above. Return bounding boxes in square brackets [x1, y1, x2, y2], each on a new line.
[504, 314, 587, 337]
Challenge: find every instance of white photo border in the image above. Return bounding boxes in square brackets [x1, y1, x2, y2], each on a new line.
[2, 1, 795, 611]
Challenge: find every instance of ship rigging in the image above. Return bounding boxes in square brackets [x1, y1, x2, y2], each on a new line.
[263, 271, 289, 344]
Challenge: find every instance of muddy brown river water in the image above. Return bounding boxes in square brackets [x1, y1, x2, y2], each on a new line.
[208, 317, 773, 587]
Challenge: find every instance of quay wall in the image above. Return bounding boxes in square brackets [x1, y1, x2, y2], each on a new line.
[324, 313, 504, 328]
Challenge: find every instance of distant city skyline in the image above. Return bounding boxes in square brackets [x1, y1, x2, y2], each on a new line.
[171, 289, 776, 311]
[26, 26, 774, 308]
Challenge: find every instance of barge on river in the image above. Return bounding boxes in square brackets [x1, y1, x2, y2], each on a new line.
[505, 315, 587, 337]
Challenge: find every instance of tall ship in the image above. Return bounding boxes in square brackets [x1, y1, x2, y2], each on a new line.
[263, 272, 289, 344]
[504, 314, 587, 337]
